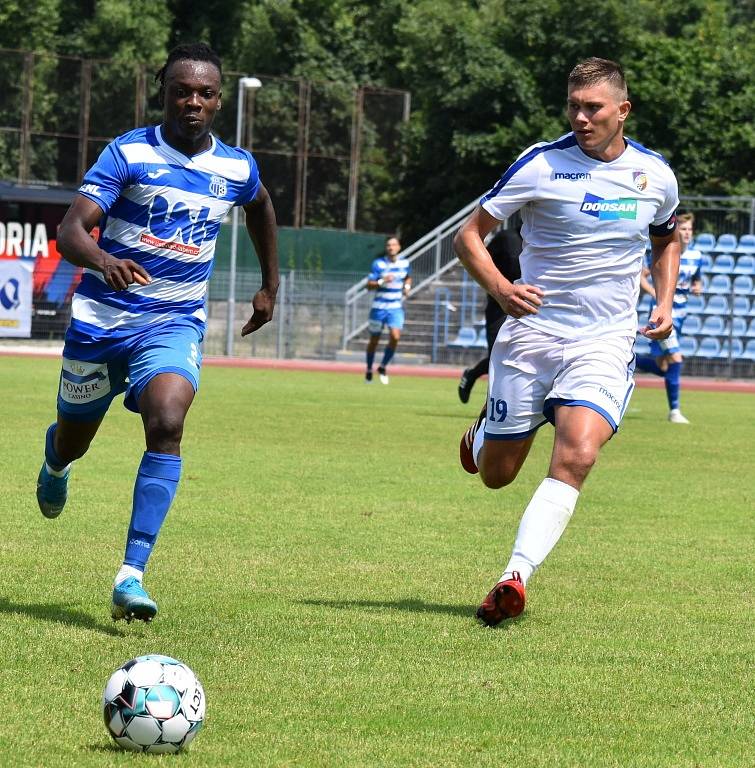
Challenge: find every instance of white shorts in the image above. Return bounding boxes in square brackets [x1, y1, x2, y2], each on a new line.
[484, 320, 636, 440]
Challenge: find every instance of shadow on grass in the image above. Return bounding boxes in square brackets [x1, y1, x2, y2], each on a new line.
[301, 597, 474, 618]
[0, 598, 123, 637]
[301, 598, 528, 629]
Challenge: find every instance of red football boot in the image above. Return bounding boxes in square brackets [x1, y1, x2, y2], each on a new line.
[476, 571, 526, 626]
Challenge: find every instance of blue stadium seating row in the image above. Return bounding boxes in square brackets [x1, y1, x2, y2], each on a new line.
[638, 293, 755, 317]
[635, 334, 755, 360]
[448, 326, 487, 349]
[700, 253, 754, 275]
[692, 233, 755, 254]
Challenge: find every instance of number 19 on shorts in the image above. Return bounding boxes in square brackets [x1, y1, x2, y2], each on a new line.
[488, 397, 507, 422]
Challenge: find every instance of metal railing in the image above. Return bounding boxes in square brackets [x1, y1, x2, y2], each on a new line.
[342, 198, 480, 347]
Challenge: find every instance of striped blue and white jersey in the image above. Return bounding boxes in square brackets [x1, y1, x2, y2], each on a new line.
[481, 132, 679, 339]
[369, 256, 411, 311]
[71, 125, 260, 339]
[644, 247, 703, 321]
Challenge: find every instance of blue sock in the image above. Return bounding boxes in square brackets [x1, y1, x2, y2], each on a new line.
[366, 349, 375, 371]
[380, 346, 396, 368]
[124, 452, 182, 572]
[44, 423, 67, 471]
[635, 354, 664, 377]
[665, 362, 682, 410]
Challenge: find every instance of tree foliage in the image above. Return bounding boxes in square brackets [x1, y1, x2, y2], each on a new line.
[0, 0, 752, 234]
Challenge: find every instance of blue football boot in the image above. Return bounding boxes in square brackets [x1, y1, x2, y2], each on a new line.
[111, 577, 158, 623]
[36, 462, 70, 519]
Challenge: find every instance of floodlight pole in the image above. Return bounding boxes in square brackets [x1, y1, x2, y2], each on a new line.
[226, 76, 262, 356]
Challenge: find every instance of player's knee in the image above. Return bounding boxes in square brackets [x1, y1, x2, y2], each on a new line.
[555, 445, 598, 484]
[144, 412, 185, 451]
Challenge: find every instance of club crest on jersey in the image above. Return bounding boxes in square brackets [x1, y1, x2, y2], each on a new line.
[633, 171, 648, 191]
[580, 193, 638, 221]
[209, 175, 227, 198]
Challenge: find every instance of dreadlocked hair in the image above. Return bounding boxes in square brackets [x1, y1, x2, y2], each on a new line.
[155, 42, 222, 86]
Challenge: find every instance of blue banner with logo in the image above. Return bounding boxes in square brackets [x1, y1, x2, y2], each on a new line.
[0, 259, 33, 337]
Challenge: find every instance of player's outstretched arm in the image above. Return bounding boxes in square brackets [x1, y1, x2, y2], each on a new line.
[642, 231, 680, 339]
[241, 184, 279, 337]
[454, 207, 542, 318]
[57, 195, 150, 290]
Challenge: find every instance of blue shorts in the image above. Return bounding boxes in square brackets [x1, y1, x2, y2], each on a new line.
[369, 307, 404, 334]
[649, 317, 683, 357]
[57, 318, 203, 422]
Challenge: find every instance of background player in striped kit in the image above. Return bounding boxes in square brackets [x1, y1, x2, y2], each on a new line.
[636, 212, 703, 423]
[364, 236, 411, 384]
[35, 43, 279, 623]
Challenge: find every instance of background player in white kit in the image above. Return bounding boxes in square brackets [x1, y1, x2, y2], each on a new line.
[454, 58, 680, 626]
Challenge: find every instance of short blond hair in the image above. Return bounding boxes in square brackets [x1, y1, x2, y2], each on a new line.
[677, 213, 695, 226]
[568, 57, 628, 101]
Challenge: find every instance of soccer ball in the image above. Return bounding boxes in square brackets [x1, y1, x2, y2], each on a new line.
[102, 654, 206, 753]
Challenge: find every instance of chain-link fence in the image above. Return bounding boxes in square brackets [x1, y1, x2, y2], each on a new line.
[0, 48, 409, 233]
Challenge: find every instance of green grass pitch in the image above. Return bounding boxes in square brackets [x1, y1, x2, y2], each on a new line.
[1, 356, 753, 767]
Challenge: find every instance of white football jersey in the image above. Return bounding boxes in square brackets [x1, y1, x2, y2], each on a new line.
[481, 132, 679, 339]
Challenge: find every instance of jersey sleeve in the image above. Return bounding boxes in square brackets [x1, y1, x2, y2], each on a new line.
[78, 140, 130, 214]
[368, 259, 382, 281]
[649, 168, 680, 233]
[235, 151, 261, 206]
[480, 145, 543, 221]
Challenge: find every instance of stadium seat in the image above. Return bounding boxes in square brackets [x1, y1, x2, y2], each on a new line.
[682, 314, 702, 335]
[704, 295, 729, 315]
[744, 339, 755, 360]
[693, 233, 716, 252]
[733, 254, 755, 274]
[708, 274, 732, 294]
[732, 316, 747, 337]
[474, 328, 488, 348]
[448, 326, 477, 348]
[735, 235, 755, 254]
[679, 336, 698, 357]
[697, 337, 721, 358]
[699, 274, 710, 292]
[733, 296, 751, 316]
[746, 319, 755, 338]
[686, 294, 705, 314]
[634, 335, 651, 356]
[699, 252, 714, 272]
[730, 339, 745, 359]
[717, 340, 732, 359]
[714, 233, 738, 253]
[700, 316, 726, 336]
[709, 254, 735, 274]
[733, 275, 754, 295]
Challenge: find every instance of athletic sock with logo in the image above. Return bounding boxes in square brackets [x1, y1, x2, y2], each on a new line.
[122, 452, 182, 574]
[664, 361, 682, 410]
[500, 477, 580, 586]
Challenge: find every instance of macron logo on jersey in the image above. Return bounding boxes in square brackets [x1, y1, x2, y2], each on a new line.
[580, 193, 638, 220]
[80, 184, 100, 196]
[553, 171, 592, 181]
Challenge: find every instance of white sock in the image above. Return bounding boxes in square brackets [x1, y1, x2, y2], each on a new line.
[46, 461, 71, 478]
[472, 417, 486, 467]
[500, 477, 580, 586]
[114, 565, 144, 587]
